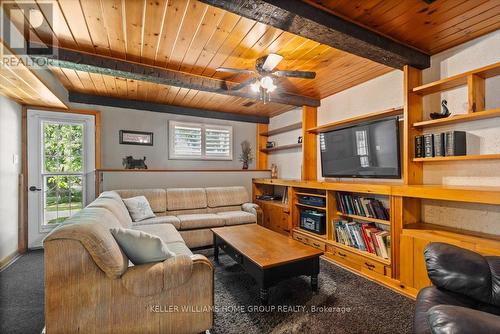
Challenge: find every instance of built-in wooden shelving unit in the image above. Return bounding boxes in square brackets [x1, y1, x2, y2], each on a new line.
[413, 108, 500, 128]
[259, 143, 302, 153]
[412, 61, 500, 96]
[295, 202, 326, 210]
[307, 106, 403, 134]
[259, 122, 302, 136]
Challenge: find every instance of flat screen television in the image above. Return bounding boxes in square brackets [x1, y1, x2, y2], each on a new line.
[320, 117, 401, 179]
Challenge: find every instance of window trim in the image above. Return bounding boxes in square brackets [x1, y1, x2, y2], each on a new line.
[168, 120, 233, 160]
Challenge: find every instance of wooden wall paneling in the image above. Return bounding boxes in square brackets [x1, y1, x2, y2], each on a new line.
[302, 106, 317, 180]
[467, 74, 485, 113]
[256, 124, 269, 169]
[403, 65, 423, 185]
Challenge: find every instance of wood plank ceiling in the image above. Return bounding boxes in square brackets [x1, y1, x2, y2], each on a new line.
[0, 42, 66, 108]
[303, 0, 500, 54]
[4, 0, 392, 116]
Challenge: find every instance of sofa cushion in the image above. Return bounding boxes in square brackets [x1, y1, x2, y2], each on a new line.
[166, 188, 207, 211]
[132, 215, 181, 229]
[44, 207, 128, 279]
[166, 241, 193, 256]
[115, 189, 166, 213]
[206, 186, 249, 208]
[177, 213, 224, 230]
[110, 228, 175, 265]
[207, 205, 242, 214]
[89, 193, 133, 227]
[216, 211, 256, 226]
[133, 223, 184, 244]
[122, 196, 156, 222]
[179, 229, 214, 249]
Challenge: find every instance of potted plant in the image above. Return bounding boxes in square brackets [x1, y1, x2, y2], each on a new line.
[239, 140, 254, 169]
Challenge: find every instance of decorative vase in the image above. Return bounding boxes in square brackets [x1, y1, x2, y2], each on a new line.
[242, 162, 249, 169]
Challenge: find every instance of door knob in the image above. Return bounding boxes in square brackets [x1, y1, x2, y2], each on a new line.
[29, 186, 42, 191]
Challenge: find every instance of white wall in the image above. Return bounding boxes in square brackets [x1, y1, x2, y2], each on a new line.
[69, 102, 258, 170]
[0, 95, 22, 262]
[268, 30, 500, 235]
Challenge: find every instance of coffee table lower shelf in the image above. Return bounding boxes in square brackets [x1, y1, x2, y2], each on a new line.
[213, 233, 320, 304]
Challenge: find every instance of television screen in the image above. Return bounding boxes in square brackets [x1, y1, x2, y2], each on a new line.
[320, 117, 400, 178]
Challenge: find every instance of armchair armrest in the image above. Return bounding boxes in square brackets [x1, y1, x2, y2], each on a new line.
[122, 254, 212, 296]
[428, 305, 500, 334]
[242, 202, 263, 225]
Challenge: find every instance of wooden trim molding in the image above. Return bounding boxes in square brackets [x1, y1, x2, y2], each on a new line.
[97, 169, 271, 172]
[256, 124, 269, 169]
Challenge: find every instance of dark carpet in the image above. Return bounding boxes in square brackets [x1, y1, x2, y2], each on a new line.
[0, 250, 44, 334]
[0, 249, 414, 334]
[211, 251, 415, 334]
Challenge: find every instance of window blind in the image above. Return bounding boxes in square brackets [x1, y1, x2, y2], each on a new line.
[172, 124, 202, 157]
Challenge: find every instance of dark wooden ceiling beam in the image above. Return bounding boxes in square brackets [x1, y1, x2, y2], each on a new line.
[31, 47, 320, 107]
[199, 0, 430, 69]
[69, 92, 270, 124]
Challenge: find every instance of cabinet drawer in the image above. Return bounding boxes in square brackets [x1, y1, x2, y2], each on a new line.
[327, 245, 385, 275]
[292, 231, 326, 251]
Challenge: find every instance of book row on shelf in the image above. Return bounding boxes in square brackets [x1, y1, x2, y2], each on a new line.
[415, 130, 466, 158]
[335, 192, 390, 221]
[334, 220, 391, 259]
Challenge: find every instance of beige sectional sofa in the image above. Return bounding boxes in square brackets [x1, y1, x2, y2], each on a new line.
[112, 186, 262, 248]
[43, 186, 261, 334]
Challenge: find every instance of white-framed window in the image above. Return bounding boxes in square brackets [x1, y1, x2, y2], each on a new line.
[169, 121, 233, 160]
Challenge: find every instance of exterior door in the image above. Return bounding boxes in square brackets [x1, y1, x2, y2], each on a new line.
[27, 110, 95, 248]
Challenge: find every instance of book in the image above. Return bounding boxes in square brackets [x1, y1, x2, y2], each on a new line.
[423, 133, 434, 157]
[433, 132, 445, 157]
[336, 193, 390, 221]
[445, 131, 467, 156]
[415, 135, 424, 158]
[333, 220, 390, 259]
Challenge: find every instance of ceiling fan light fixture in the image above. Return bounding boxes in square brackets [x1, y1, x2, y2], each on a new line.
[251, 81, 260, 92]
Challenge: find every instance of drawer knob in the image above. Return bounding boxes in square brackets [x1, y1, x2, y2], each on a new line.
[338, 252, 347, 257]
[365, 262, 375, 269]
[313, 243, 321, 248]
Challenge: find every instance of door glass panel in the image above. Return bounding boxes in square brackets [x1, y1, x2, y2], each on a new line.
[42, 122, 84, 226]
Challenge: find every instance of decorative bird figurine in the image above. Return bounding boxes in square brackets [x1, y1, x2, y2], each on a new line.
[430, 100, 451, 119]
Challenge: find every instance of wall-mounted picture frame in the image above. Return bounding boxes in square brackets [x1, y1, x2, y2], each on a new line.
[119, 130, 154, 146]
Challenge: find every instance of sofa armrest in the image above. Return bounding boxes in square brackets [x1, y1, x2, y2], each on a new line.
[122, 254, 212, 296]
[424, 242, 492, 304]
[428, 305, 500, 334]
[242, 202, 263, 225]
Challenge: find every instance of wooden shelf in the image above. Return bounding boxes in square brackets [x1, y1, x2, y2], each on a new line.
[332, 241, 391, 265]
[98, 169, 271, 172]
[413, 108, 500, 128]
[260, 143, 302, 153]
[255, 199, 289, 209]
[295, 202, 326, 210]
[293, 228, 327, 240]
[259, 122, 302, 136]
[412, 61, 500, 95]
[336, 212, 390, 226]
[295, 192, 326, 198]
[403, 223, 500, 243]
[413, 154, 500, 162]
[307, 107, 403, 134]
[392, 184, 500, 205]
[252, 179, 395, 195]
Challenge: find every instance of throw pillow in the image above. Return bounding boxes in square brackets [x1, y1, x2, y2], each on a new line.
[110, 228, 175, 265]
[122, 196, 156, 222]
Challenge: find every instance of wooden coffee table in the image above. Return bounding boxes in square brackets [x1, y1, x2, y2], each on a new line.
[212, 224, 323, 304]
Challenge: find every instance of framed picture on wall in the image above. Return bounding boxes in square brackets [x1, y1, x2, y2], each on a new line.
[119, 130, 154, 146]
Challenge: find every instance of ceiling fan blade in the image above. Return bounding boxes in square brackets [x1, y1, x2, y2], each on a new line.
[231, 77, 257, 91]
[261, 53, 283, 72]
[216, 67, 255, 74]
[273, 70, 316, 79]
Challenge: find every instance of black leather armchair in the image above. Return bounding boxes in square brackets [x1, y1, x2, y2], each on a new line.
[414, 242, 500, 334]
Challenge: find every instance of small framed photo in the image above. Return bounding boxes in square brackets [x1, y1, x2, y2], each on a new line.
[119, 130, 154, 146]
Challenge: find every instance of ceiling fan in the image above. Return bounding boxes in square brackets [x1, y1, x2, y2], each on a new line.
[216, 53, 316, 103]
